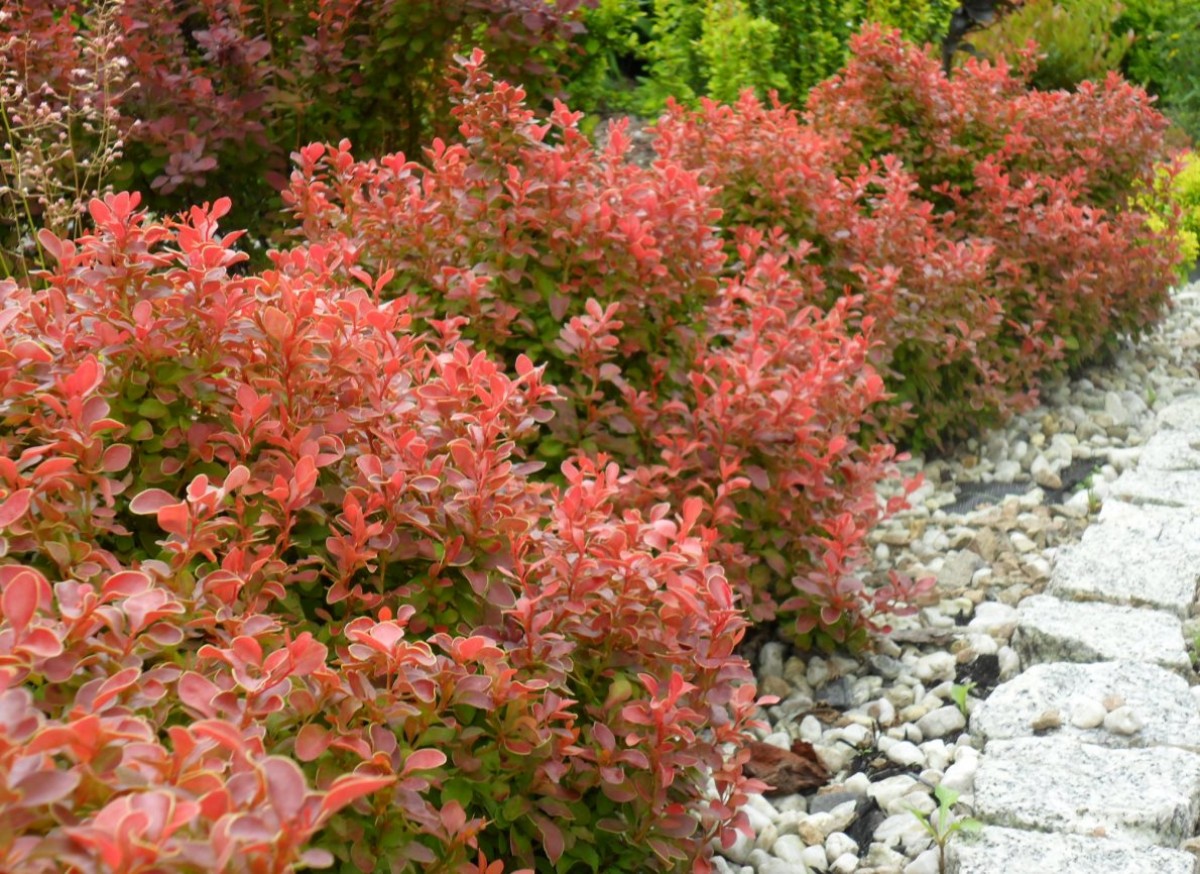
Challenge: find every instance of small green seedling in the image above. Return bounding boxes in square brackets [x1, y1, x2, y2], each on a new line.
[910, 784, 982, 874]
[949, 681, 976, 720]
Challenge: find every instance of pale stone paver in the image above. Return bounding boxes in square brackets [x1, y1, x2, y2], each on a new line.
[966, 396, 1200, 868]
[949, 826, 1199, 874]
[974, 736, 1200, 846]
[1110, 466, 1200, 509]
[1048, 500, 1200, 616]
[1156, 394, 1200, 432]
[1138, 429, 1200, 471]
[971, 660, 1200, 749]
[1014, 594, 1190, 672]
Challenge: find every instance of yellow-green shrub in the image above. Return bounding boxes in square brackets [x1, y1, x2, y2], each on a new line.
[568, 0, 958, 112]
[1132, 151, 1200, 277]
[970, 0, 1133, 91]
[1172, 152, 1200, 268]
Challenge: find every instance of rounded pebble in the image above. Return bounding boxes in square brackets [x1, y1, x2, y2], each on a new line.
[1069, 697, 1108, 729]
[1103, 705, 1145, 736]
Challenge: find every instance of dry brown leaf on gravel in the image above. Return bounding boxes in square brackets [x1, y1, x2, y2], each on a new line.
[743, 740, 831, 796]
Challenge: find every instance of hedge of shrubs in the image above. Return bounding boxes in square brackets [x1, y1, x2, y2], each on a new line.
[4, 0, 1197, 268]
[284, 52, 925, 648]
[0, 23, 1187, 874]
[0, 191, 774, 872]
[656, 27, 1182, 443]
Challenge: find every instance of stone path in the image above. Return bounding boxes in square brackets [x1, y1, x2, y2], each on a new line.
[949, 397, 1200, 872]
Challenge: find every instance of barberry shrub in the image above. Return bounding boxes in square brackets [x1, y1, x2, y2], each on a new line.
[813, 28, 1182, 367]
[286, 50, 922, 650]
[0, 192, 771, 872]
[658, 27, 1184, 444]
[653, 93, 1008, 442]
[615, 238, 928, 647]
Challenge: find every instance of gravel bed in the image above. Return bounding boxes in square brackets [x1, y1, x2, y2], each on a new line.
[716, 278, 1200, 874]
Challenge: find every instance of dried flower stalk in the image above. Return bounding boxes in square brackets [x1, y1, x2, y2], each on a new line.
[0, 0, 134, 280]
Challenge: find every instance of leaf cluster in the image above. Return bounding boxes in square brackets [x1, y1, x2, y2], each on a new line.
[0, 192, 768, 872]
[286, 51, 921, 650]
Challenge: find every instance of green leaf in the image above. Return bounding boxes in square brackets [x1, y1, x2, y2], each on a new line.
[417, 725, 456, 746]
[155, 363, 188, 386]
[538, 438, 566, 459]
[532, 268, 559, 300]
[570, 839, 601, 871]
[441, 778, 475, 808]
[502, 794, 531, 822]
[137, 398, 170, 419]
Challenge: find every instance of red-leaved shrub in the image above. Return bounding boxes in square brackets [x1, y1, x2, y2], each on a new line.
[653, 94, 1010, 442]
[656, 26, 1184, 444]
[615, 238, 928, 647]
[809, 28, 1182, 374]
[285, 51, 918, 649]
[0, 191, 769, 872]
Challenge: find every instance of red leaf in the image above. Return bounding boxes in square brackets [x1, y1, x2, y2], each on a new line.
[0, 489, 32, 528]
[129, 489, 177, 515]
[299, 849, 335, 868]
[19, 627, 63, 658]
[2, 569, 39, 631]
[63, 357, 102, 397]
[143, 623, 185, 646]
[224, 465, 251, 492]
[15, 769, 81, 807]
[32, 457, 77, 479]
[531, 813, 565, 863]
[201, 570, 244, 603]
[401, 748, 447, 775]
[441, 801, 467, 835]
[156, 501, 190, 536]
[91, 667, 141, 711]
[456, 636, 489, 661]
[231, 636, 263, 667]
[0, 566, 52, 611]
[193, 720, 250, 756]
[410, 476, 440, 494]
[318, 773, 396, 822]
[295, 723, 331, 762]
[102, 570, 153, 599]
[29, 716, 100, 759]
[178, 673, 221, 718]
[101, 444, 133, 473]
[263, 756, 307, 822]
[10, 340, 52, 363]
[36, 228, 63, 263]
[262, 306, 292, 341]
